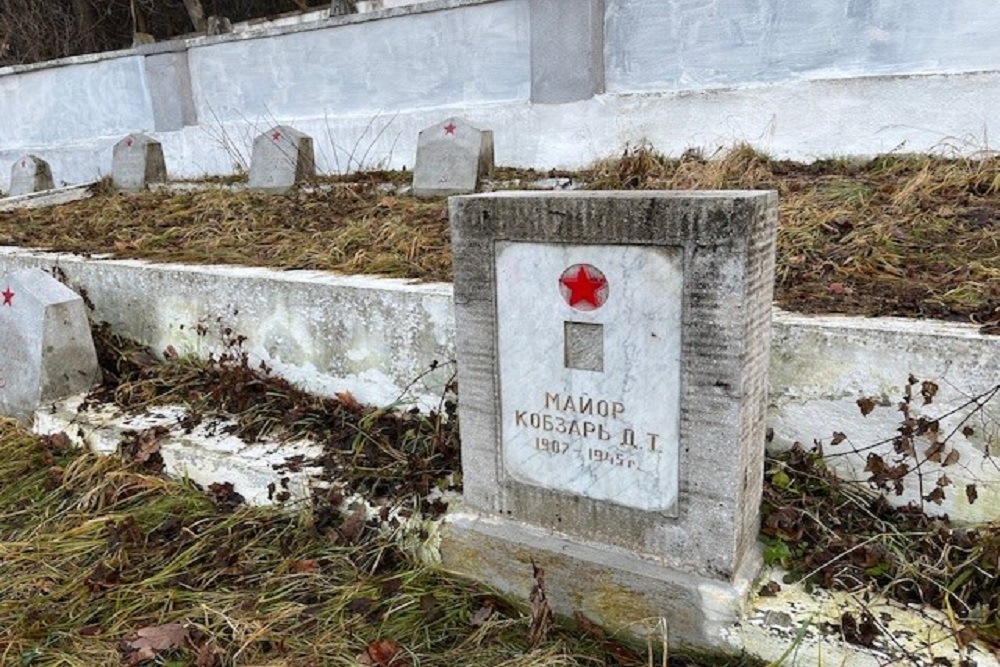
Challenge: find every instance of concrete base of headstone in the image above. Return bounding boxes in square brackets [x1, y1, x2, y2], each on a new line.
[442, 507, 758, 648]
[112, 133, 168, 191]
[0, 268, 101, 422]
[9, 155, 55, 197]
[248, 125, 316, 194]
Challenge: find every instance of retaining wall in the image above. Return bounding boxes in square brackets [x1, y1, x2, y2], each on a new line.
[3, 0, 1000, 189]
[1, 248, 996, 523]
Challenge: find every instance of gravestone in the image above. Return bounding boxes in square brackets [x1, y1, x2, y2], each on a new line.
[0, 268, 101, 423]
[412, 117, 494, 198]
[112, 133, 167, 191]
[445, 191, 778, 647]
[9, 155, 54, 197]
[248, 125, 316, 194]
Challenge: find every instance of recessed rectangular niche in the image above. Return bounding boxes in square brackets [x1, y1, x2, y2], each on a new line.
[564, 321, 603, 371]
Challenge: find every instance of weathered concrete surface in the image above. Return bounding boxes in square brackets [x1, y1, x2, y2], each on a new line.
[446, 191, 777, 647]
[606, 0, 1000, 94]
[0, 247, 995, 524]
[248, 125, 315, 193]
[738, 568, 1000, 667]
[529, 0, 604, 103]
[412, 117, 493, 197]
[442, 507, 757, 649]
[449, 191, 777, 579]
[144, 51, 198, 131]
[112, 133, 167, 191]
[0, 249, 455, 411]
[8, 155, 54, 197]
[35, 397, 323, 506]
[187, 0, 530, 124]
[4, 0, 1000, 190]
[769, 313, 1000, 524]
[0, 268, 100, 422]
[0, 184, 94, 211]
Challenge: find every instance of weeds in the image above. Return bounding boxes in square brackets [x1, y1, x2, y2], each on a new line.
[762, 446, 999, 653]
[0, 415, 759, 665]
[0, 144, 996, 327]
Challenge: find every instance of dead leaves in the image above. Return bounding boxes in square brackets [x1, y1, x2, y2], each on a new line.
[120, 622, 223, 666]
[356, 639, 410, 667]
[119, 426, 168, 472]
[121, 622, 190, 666]
[857, 396, 878, 416]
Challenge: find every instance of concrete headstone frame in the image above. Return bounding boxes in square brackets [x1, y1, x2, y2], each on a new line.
[248, 125, 316, 194]
[9, 155, 55, 197]
[444, 191, 778, 647]
[0, 268, 101, 423]
[112, 133, 167, 191]
[412, 117, 494, 198]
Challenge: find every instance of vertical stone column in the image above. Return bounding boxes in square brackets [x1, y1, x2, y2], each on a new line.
[529, 0, 605, 103]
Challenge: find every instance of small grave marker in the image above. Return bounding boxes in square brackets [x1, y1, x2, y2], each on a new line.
[0, 268, 101, 422]
[412, 117, 494, 197]
[248, 125, 315, 194]
[445, 191, 778, 647]
[8, 155, 55, 197]
[112, 133, 167, 191]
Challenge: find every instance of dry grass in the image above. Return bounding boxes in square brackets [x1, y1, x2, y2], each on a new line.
[0, 420, 761, 667]
[0, 145, 997, 325]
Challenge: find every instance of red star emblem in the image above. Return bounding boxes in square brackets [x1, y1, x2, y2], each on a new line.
[2, 286, 13, 306]
[443, 122, 457, 135]
[125, 138, 133, 148]
[271, 131, 283, 141]
[559, 265, 608, 311]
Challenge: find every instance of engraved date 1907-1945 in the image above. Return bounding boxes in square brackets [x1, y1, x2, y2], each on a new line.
[518, 391, 662, 472]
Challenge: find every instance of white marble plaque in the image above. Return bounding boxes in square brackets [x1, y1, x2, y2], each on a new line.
[496, 242, 683, 513]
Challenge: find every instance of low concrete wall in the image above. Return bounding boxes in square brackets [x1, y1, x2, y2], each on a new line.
[0, 249, 455, 410]
[2, 248, 996, 523]
[3, 0, 1000, 190]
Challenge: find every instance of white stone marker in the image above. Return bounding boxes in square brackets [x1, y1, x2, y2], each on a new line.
[0, 268, 101, 422]
[112, 133, 167, 191]
[9, 155, 55, 197]
[412, 117, 494, 198]
[446, 191, 778, 648]
[248, 125, 316, 194]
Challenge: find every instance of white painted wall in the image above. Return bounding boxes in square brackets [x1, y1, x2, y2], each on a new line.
[0, 55, 153, 146]
[1, 248, 997, 524]
[1, 0, 1000, 189]
[187, 1, 530, 124]
[606, 0, 1000, 92]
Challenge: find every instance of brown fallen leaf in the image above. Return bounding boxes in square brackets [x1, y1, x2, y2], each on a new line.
[133, 426, 168, 463]
[966, 484, 979, 504]
[857, 397, 877, 416]
[356, 639, 409, 667]
[123, 622, 190, 666]
[290, 559, 320, 574]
